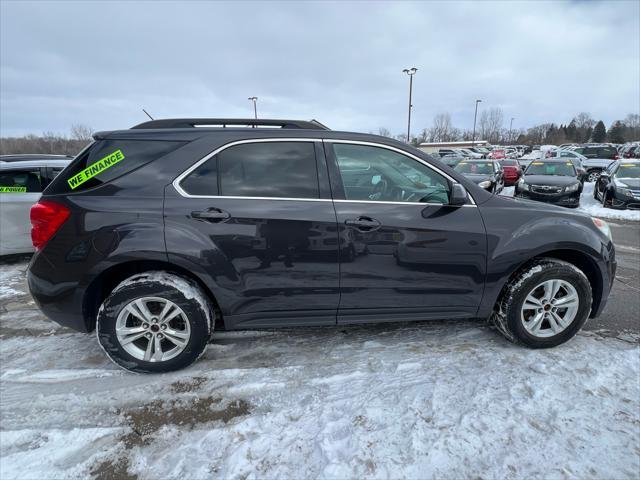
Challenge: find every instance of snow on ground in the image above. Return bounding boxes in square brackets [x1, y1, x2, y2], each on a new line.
[499, 182, 640, 222]
[1, 261, 639, 480]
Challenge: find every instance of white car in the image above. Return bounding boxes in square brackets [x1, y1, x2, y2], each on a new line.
[0, 158, 71, 255]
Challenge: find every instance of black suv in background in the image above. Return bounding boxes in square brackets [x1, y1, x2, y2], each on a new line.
[28, 119, 616, 373]
[573, 145, 619, 160]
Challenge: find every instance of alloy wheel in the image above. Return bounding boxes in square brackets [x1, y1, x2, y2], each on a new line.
[115, 296, 191, 362]
[520, 279, 579, 338]
[587, 171, 599, 182]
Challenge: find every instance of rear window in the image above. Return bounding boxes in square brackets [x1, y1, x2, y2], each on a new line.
[501, 160, 518, 166]
[48, 139, 185, 193]
[0, 169, 43, 193]
[180, 141, 320, 199]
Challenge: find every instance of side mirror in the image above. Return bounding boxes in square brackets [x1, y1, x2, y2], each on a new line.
[449, 183, 468, 206]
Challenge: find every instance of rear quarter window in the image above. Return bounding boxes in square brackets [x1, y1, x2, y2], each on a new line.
[47, 139, 185, 194]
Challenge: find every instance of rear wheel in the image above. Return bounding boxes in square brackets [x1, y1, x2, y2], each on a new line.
[587, 170, 600, 183]
[96, 272, 212, 373]
[491, 259, 592, 348]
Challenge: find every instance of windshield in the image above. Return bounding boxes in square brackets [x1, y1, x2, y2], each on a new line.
[616, 164, 640, 179]
[455, 161, 494, 175]
[525, 162, 576, 176]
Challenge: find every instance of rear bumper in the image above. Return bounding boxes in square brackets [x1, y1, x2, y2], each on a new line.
[28, 252, 90, 332]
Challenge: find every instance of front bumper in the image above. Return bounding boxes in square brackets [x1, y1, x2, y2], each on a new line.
[608, 190, 640, 210]
[515, 189, 581, 207]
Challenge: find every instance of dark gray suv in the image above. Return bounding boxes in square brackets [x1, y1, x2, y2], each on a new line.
[27, 119, 616, 372]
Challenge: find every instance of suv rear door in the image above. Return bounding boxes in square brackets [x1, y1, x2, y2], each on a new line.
[0, 165, 44, 255]
[324, 141, 487, 324]
[166, 139, 340, 329]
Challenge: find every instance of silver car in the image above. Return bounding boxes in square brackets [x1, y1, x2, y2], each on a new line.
[0, 158, 71, 255]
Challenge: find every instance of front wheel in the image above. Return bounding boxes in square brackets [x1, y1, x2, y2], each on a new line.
[96, 272, 213, 373]
[491, 259, 592, 348]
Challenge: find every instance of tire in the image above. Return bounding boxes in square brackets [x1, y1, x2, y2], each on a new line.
[491, 258, 592, 348]
[593, 184, 599, 200]
[96, 271, 213, 373]
[587, 170, 600, 183]
[602, 189, 610, 208]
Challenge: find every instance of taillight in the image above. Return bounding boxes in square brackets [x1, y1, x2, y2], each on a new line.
[30, 201, 70, 250]
[614, 154, 619, 160]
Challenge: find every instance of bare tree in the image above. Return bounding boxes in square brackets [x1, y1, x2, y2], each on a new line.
[427, 113, 458, 142]
[377, 127, 392, 138]
[70, 124, 94, 141]
[478, 108, 504, 143]
[573, 112, 595, 130]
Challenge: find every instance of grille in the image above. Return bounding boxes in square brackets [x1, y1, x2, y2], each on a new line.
[531, 185, 562, 194]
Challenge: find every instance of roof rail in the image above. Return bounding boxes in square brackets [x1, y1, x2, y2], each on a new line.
[131, 118, 330, 130]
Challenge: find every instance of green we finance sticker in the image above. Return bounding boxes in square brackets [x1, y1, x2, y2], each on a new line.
[0, 186, 27, 193]
[67, 149, 125, 190]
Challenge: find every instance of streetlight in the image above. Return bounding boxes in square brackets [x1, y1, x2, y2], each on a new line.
[472, 99, 482, 146]
[248, 97, 258, 121]
[402, 67, 417, 143]
[509, 117, 515, 145]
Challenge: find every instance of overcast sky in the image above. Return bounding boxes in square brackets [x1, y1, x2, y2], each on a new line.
[1, 0, 638, 137]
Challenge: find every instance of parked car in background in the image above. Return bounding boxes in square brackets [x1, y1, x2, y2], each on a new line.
[0, 158, 71, 255]
[0, 154, 73, 163]
[515, 160, 582, 208]
[546, 149, 587, 182]
[489, 149, 506, 160]
[573, 145, 619, 161]
[455, 148, 482, 159]
[518, 150, 543, 169]
[593, 160, 640, 209]
[439, 153, 466, 168]
[26, 118, 616, 373]
[454, 159, 504, 193]
[500, 159, 523, 186]
[469, 147, 490, 158]
[620, 144, 639, 159]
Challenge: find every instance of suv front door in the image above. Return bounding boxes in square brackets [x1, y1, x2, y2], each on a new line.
[325, 141, 487, 324]
[165, 139, 340, 328]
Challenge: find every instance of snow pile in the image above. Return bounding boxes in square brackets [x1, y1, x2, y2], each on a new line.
[579, 182, 640, 222]
[1, 263, 639, 479]
[0, 264, 24, 300]
[498, 183, 640, 221]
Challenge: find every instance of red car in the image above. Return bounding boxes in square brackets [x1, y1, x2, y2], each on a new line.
[500, 159, 522, 186]
[489, 149, 506, 160]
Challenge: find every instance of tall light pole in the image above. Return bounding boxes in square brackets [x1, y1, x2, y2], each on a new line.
[248, 97, 258, 120]
[402, 67, 417, 143]
[509, 117, 515, 145]
[472, 99, 482, 146]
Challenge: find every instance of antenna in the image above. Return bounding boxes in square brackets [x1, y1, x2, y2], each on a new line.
[142, 109, 154, 120]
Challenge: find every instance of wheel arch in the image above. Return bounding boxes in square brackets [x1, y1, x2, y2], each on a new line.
[82, 260, 224, 332]
[492, 248, 604, 318]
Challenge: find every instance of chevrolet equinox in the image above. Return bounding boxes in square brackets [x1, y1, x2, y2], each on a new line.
[27, 118, 616, 373]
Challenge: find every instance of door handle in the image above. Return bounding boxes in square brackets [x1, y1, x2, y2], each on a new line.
[345, 216, 381, 231]
[191, 208, 230, 222]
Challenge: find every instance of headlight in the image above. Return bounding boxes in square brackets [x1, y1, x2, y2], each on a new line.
[592, 217, 612, 240]
[478, 180, 491, 188]
[564, 183, 580, 192]
[618, 187, 633, 197]
[518, 179, 530, 191]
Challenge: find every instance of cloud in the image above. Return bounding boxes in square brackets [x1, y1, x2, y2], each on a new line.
[1, 0, 638, 136]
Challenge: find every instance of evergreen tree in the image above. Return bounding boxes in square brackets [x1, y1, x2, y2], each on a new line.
[608, 121, 626, 143]
[566, 120, 577, 142]
[592, 121, 606, 142]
